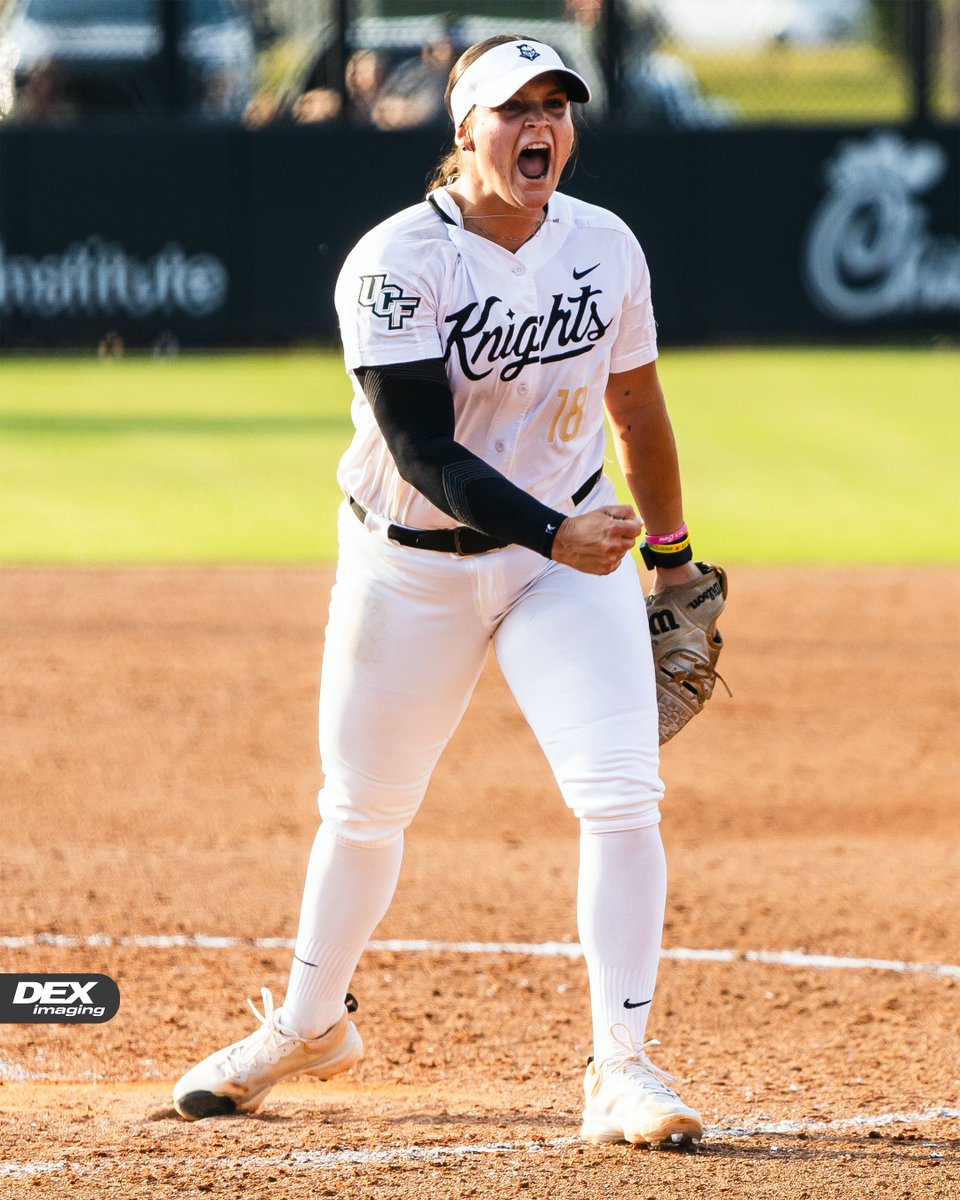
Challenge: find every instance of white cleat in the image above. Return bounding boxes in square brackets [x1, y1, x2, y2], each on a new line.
[580, 1025, 704, 1148]
[173, 987, 362, 1121]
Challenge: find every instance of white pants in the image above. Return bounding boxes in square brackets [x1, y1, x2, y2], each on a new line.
[317, 495, 663, 842]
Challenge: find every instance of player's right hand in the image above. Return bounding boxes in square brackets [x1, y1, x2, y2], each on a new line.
[550, 506, 642, 575]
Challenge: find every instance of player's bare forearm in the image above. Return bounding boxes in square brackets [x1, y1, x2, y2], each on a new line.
[605, 362, 701, 582]
[605, 362, 686, 537]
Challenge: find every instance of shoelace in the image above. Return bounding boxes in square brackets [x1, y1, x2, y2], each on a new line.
[603, 1023, 682, 1099]
[225, 987, 308, 1073]
[223, 988, 358, 1075]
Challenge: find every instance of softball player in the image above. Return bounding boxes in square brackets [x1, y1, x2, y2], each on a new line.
[174, 34, 704, 1148]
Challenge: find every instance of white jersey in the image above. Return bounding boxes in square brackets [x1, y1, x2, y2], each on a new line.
[334, 186, 658, 530]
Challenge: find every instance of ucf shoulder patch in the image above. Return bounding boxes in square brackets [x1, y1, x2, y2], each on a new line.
[358, 274, 421, 329]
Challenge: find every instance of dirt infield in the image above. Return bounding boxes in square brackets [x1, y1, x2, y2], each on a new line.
[1, 565, 957, 1199]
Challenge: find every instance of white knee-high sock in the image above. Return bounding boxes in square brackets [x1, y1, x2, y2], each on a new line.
[577, 821, 667, 1063]
[279, 823, 403, 1038]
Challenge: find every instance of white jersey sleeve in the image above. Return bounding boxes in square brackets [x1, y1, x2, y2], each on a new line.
[607, 229, 658, 374]
[335, 208, 446, 370]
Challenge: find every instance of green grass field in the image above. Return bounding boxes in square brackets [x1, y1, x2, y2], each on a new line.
[0, 347, 956, 565]
[678, 43, 911, 124]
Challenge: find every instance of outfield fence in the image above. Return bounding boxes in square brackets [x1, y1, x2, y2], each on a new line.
[0, 1, 957, 348]
[0, 120, 956, 349]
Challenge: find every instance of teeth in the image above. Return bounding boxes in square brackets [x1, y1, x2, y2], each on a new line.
[524, 142, 549, 151]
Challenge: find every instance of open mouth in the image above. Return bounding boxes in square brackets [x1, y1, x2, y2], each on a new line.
[518, 143, 551, 181]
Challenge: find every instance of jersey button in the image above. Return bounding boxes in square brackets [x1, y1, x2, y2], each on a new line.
[517, 383, 529, 396]
[495, 439, 506, 452]
[512, 264, 525, 276]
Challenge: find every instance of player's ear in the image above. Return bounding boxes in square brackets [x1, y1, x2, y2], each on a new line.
[456, 120, 474, 151]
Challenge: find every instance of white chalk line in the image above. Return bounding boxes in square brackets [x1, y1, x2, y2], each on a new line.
[2, 933, 958, 980]
[714, 1107, 960, 1138]
[0, 1056, 31, 1082]
[3, 938, 956, 1175]
[1, 1109, 958, 1179]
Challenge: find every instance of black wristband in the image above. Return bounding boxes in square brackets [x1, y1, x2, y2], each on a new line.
[640, 541, 695, 569]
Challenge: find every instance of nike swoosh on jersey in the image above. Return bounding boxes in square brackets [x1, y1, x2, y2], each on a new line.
[572, 263, 600, 280]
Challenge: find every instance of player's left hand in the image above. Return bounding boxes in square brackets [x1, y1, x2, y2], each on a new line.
[646, 562, 730, 743]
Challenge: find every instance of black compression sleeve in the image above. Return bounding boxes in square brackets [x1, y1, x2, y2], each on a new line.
[356, 359, 566, 558]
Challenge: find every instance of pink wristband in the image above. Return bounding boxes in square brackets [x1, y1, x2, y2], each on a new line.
[643, 522, 688, 546]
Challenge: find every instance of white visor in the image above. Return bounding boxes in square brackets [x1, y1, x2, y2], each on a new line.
[449, 40, 591, 132]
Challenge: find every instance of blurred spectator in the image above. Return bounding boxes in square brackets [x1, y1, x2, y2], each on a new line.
[567, 0, 731, 126]
[290, 48, 388, 126]
[293, 87, 342, 124]
[247, 49, 387, 129]
[371, 33, 458, 130]
[13, 59, 78, 123]
[565, 0, 603, 30]
[345, 48, 387, 125]
[624, 51, 735, 127]
[243, 88, 280, 128]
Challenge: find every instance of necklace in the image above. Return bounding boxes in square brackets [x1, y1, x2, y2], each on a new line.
[462, 208, 546, 249]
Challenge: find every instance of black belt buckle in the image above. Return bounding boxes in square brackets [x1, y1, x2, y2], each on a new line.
[452, 527, 469, 556]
